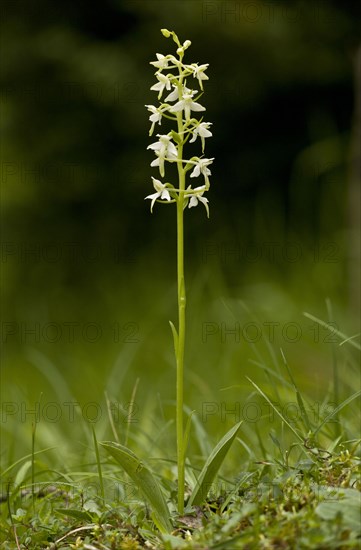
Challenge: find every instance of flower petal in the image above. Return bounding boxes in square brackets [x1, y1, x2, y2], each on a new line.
[169, 100, 184, 112]
[190, 165, 201, 178]
[160, 189, 171, 201]
[190, 101, 206, 112]
[165, 87, 179, 102]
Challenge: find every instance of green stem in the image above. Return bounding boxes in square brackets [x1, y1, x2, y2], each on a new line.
[176, 77, 186, 514]
[176, 199, 185, 515]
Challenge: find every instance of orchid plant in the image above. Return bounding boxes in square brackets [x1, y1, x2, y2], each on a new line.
[101, 30, 241, 532]
[145, 29, 214, 514]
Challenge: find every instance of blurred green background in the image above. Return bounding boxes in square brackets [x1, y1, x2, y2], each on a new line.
[1, 0, 360, 459]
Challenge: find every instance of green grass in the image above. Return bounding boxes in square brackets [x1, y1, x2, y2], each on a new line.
[1, 269, 360, 548]
[1, 396, 360, 548]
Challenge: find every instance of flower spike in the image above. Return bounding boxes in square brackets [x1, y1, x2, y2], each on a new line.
[145, 30, 214, 214]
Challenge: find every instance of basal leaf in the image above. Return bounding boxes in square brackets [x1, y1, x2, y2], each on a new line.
[100, 441, 172, 533]
[188, 421, 242, 507]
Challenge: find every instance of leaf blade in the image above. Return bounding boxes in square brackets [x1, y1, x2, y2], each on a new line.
[188, 421, 242, 507]
[100, 441, 172, 533]
[303, 312, 361, 350]
[56, 508, 93, 522]
[169, 320, 179, 356]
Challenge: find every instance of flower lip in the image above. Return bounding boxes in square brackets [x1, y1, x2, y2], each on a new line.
[145, 177, 172, 212]
[184, 185, 209, 216]
[190, 157, 214, 176]
[191, 64, 209, 90]
[170, 95, 205, 121]
[150, 73, 172, 99]
[189, 122, 213, 152]
[164, 85, 194, 103]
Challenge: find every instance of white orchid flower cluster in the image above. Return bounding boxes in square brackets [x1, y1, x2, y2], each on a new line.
[145, 29, 214, 217]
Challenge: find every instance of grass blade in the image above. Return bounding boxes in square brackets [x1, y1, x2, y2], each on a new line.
[303, 312, 361, 350]
[188, 421, 242, 507]
[313, 389, 361, 436]
[246, 377, 304, 443]
[100, 441, 172, 533]
[104, 391, 120, 444]
[6, 482, 21, 550]
[339, 334, 361, 346]
[184, 404, 212, 457]
[92, 426, 105, 501]
[280, 349, 312, 432]
[31, 421, 37, 510]
[1, 447, 56, 479]
[125, 377, 140, 447]
[220, 471, 256, 513]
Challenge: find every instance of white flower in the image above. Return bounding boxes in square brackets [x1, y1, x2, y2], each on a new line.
[189, 122, 213, 152]
[190, 157, 214, 188]
[185, 185, 209, 217]
[150, 53, 169, 70]
[145, 104, 166, 136]
[191, 63, 209, 90]
[147, 134, 178, 177]
[164, 84, 193, 103]
[150, 73, 172, 99]
[150, 53, 177, 70]
[145, 177, 172, 212]
[170, 93, 205, 121]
